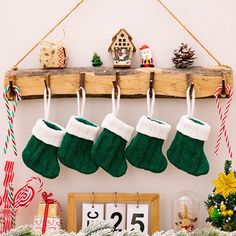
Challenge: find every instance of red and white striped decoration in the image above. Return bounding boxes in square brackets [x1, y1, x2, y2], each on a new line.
[1, 161, 14, 233]
[3, 86, 21, 156]
[214, 83, 233, 158]
[14, 176, 44, 216]
[25, 176, 43, 193]
[3, 161, 14, 209]
[0, 211, 3, 233]
[0, 163, 44, 233]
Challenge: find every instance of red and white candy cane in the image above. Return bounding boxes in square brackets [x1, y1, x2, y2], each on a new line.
[0, 210, 3, 233]
[3, 85, 21, 156]
[214, 83, 233, 158]
[7, 182, 15, 228]
[13, 176, 43, 216]
[25, 176, 43, 193]
[2, 161, 14, 233]
[14, 185, 35, 210]
[3, 161, 14, 208]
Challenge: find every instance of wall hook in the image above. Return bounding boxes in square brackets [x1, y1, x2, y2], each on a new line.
[44, 74, 50, 98]
[8, 76, 16, 101]
[112, 71, 119, 99]
[114, 192, 117, 208]
[79, 72, 85, 97]
[189, 82, 195, 98]
[136, 192, 140, 209]
[220, 72, 227, 98]
[91, 192, 95, 208]
[186, 73, 194, 98]
[221, 79, 226, 97]
[149, 71, 155, 98]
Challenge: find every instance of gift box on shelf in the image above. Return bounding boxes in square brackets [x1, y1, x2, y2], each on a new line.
[38, 203, 58, 218]
[39, 41, 67, 68]
[34, 191, 62, 234]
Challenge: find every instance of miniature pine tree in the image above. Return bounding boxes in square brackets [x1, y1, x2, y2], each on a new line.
[92, 52, 103, 67]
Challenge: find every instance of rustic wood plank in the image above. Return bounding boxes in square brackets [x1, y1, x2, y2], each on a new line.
[4, 66, 233, 99]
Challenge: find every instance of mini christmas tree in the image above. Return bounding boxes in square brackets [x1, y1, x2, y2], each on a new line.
[172, 43, 196, 69]
[205, 160, 236, 232]
[92, 52, 103, 67]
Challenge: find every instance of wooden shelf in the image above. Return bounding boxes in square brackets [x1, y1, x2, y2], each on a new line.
[4, 66, 233, 100]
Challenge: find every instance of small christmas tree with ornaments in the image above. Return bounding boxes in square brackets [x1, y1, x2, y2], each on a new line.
[205, 160, 236, 232]
[91, 52, 103, 67]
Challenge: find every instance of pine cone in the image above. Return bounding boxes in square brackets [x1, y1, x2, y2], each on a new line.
[172, 43, 196, 69]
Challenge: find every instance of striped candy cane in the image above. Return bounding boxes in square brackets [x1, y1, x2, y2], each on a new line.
[4, 208, 11, 233]
[14, 176, 43, 216]
[0, 210, 3, 234]
[214, 84, 233, 157]
[2, 161, 14, 233]
[3, 86, 21, 156]
[7, 182, 15, 229]
[3, 161, 14, 208]
[25, 176, 44, 193]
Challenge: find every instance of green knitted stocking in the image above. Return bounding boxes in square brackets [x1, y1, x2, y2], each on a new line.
[22, 119, 65, 179]
[58, 116, 100, 174]
[167, 115, 211, 176]
[91, 113, 134, 177]
[125, 116, 171, 173]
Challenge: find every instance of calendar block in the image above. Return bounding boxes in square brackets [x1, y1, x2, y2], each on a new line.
[127, 204, 149, 235]
[82, 203, 104, 228]
[105, 203, 126, 231]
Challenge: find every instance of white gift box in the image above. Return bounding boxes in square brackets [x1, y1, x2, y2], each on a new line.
[33, 216, 60, 233]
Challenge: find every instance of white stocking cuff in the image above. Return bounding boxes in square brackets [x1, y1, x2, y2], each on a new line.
[101, 113, 134, 142]
[66, 116, 100, 141]
[136, 115, 171, 140]
[32, 119, 65, 147]
[177, 115, 211, 141]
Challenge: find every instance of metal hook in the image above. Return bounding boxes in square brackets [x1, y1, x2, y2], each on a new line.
[186, 73, 194, 98]
[44, 75, 50, 99]
[8, 77, 16, 101]
[220, 72, 227, 98]
[91, 192, 95, 208]
[189, 82, 195, 98]
[149, 71, 155, 98]
[114, 192, 117, 208]
[79, 72, 85, 97]
[136, 192, 139, 208]
[112, 71, 119, 99]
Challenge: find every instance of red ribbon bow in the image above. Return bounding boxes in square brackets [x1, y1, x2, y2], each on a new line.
[42, 192, 54, 204]
[42, 192, 54, 234]
[41, 192, 62, 234]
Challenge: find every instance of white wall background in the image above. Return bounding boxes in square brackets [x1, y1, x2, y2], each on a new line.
[0, 0, 236, 231]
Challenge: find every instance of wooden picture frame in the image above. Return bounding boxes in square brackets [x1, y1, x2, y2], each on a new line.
[67, 192, 160, 235]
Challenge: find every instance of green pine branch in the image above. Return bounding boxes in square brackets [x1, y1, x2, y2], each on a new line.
[224, 160, 232, 175]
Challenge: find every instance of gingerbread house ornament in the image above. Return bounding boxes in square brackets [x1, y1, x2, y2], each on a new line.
[108, 29, 136, 68]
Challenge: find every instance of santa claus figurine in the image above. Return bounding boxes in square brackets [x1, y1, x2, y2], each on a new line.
[139, 45, 154, 67]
